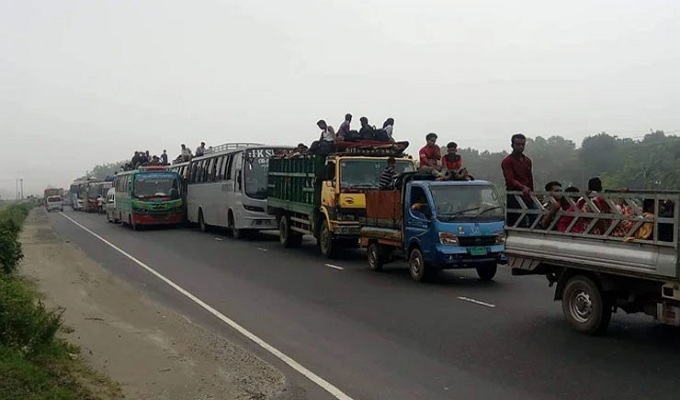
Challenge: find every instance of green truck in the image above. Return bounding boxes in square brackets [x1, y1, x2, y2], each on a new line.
[267, 148, 415, 258]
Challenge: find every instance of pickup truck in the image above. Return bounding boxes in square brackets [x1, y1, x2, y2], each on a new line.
[506, 189, 680, 335]
[267, 144, 415, 258]
[359, 172, 507, 282]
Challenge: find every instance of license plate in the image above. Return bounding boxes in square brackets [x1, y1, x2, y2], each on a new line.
[469, 246, 488, 256]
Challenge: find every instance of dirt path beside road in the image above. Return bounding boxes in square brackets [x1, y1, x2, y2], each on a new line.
[19, 209, 286, 400]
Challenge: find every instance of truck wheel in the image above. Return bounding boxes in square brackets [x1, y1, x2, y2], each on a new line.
[562, 275, 612, 336]
[408, 247, 428, 282]
[319, 219, 336, 258]
[279, 215, 302, 248]
[367, 243, 385, 271]
[476, 263, 497, 281]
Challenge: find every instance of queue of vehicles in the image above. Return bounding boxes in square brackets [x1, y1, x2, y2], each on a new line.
[59, 141, 680, 336]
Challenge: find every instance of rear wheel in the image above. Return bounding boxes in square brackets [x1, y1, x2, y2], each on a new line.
[367, 242, 385, 271]
[198, 209, 208, 233]
[562, 275, 612, 336]
[408, 247, 429, 282]
[279, 215, 302, 248]
[476, 263, 498, 281]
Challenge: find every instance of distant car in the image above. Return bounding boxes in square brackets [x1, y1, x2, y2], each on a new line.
[46, 195, 64, 212]
[105, 188, 118, 223]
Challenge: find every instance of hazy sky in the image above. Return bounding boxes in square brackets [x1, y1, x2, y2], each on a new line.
[2, 0, 680, 195]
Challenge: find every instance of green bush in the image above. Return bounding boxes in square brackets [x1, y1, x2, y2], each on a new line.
[0, 204, 32, 275]
[0, 278, 63, 355]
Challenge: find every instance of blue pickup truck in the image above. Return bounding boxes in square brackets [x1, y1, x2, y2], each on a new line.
[359, 172, 507, 282]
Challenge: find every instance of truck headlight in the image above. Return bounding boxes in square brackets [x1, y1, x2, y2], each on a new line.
[496, 233, 506, 244]
[439, 232, 459, 245]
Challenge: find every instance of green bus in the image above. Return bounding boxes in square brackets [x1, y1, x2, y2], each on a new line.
[113, 166, 185, 230]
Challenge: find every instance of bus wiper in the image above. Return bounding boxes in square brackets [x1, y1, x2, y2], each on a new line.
[447, 207, 481, 218]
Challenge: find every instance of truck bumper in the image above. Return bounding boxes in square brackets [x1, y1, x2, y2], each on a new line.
[132, 212, 185, 226]
[432, 244, 507, 269]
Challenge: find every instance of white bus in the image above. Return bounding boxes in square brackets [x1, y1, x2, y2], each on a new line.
[170, 143, 293, 239]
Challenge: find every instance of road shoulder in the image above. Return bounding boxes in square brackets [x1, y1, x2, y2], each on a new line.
[20, 208, 286, 400]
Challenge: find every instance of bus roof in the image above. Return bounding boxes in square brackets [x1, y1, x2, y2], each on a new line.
[192, 143, 294, 161]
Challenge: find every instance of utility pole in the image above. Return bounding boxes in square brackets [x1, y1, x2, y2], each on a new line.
[20, 179, 24, 200]
[15, 179, 19, 201]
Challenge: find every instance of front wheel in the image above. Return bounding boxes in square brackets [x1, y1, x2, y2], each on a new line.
[562, 275, 612, 336]
[319, 219, 336, 259]
[476, 264, 497, 281]
[408, 247, 429, 282]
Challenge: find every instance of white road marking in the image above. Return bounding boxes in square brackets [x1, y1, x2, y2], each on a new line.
[324, 264, 344, 271]
[58, 212, 354, 400]
[214, 237, 224, 241]
[457, 296, 496, 308]
[257, 247, 268, 252]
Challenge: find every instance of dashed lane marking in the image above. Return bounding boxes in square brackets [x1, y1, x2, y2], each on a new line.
[324, 264, 344, 271]
[457, 296, 496, 308]
[59, 212, 354, 400]
[257, 247, 268, 252]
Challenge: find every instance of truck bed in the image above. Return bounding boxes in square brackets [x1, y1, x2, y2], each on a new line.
[361, 190, 402, 229]
[505, 190, 680, 282]
[267, 155, 324, 213]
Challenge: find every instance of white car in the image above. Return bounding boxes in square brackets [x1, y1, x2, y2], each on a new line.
[46, 195, 64, 212]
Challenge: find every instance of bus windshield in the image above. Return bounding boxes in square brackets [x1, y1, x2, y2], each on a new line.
[244, 148, 291, 200]
[133, 172, 180, 199]
[88, 185, 100, 197]
[340, 159, 414, 189]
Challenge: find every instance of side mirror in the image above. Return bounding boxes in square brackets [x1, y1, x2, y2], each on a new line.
[325, 163, 335, 180]
[169, 188, 179, 199]
[237, 170, 242, 191]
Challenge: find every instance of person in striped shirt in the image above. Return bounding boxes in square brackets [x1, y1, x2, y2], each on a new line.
[378, 157, 397, 189]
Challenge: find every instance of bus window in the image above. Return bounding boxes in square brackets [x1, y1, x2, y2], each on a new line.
[215, 156, 224, 181]
[224, 155, 233, 181]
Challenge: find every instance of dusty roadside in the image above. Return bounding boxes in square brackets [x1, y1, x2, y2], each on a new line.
[19, 208, 286, 400]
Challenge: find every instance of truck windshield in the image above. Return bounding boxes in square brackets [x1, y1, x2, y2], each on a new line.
[340, 159, 414, 189]
[133, 172, 179, 199]
[430, 185, 504, 221]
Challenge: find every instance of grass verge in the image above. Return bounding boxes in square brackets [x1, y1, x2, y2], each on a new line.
[0, 203, 121, 399]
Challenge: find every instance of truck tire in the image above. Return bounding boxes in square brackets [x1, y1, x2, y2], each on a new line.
[279, 215, 302, 248]
[408, 247, 429, 282]
[319, 219, 336, 259]
[562, 275, 612, 336]
[367, 243, 385, 271]
[476, 263, 497, 281]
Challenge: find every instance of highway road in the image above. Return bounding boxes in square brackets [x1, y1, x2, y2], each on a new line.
[49, 210, 679, 400]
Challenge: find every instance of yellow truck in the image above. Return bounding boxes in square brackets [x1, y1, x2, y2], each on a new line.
[267, 147, 415, 258]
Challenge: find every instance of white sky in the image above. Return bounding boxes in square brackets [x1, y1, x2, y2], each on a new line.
[2, 0, 680, 195]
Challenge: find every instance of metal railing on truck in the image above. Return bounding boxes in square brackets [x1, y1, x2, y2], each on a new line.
[505, 189, 680, 279]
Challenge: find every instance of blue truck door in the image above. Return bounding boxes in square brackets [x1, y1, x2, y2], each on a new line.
[404, 184, 435, 257]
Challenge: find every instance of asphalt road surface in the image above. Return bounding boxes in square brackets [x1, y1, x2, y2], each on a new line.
[49, 210, 679, 400]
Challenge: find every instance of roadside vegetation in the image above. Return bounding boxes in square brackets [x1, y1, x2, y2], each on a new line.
[0, 203, 120, 400]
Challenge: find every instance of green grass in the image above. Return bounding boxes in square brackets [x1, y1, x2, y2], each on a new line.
[0, 204, 121, 400]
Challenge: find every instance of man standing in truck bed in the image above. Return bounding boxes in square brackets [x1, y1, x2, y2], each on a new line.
[501, 133, 534, 227]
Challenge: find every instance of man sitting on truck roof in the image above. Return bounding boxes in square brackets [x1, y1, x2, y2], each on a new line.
[419, 133, 445, 178]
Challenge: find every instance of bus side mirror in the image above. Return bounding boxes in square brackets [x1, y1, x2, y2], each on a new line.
[169, 188, 179, 199]
[237, 170, 242, 191]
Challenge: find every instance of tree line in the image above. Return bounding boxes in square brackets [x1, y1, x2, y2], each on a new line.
[82, 130, 679, 192]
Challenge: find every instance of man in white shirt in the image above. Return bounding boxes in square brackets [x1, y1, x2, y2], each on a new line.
[195, 142, 206, 157]
[317, 120, 335, 142]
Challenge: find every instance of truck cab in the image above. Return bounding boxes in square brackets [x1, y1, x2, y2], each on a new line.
[360, 172, 507, 281]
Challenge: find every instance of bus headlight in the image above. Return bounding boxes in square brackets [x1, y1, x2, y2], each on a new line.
[439, 232, 459, 245]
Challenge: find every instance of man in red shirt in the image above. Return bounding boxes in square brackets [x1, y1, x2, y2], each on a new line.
[501, 133, 535, 227]
[442, 141, 464, 180]
[418, 133, 444, 178]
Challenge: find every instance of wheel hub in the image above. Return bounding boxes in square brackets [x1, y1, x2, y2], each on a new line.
[571, 291, 593, 323]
